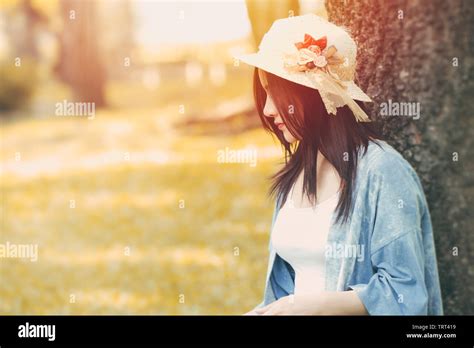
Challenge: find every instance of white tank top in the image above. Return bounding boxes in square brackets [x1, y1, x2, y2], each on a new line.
[271, 182, 339, 295]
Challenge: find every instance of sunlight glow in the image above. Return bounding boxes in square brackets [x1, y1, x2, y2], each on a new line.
[134, 0, 251, 49]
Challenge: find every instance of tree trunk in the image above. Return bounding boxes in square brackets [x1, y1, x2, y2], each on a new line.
[55, 0, 106, 107]
[325, 0, 473, 314]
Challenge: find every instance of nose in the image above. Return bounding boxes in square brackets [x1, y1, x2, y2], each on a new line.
[263, 94, 278, 118]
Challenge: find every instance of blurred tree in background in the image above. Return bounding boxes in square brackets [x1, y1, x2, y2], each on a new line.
[98, 0, 135, 80]
[6, 0, 47, 59]
[245, 0, 300, 48]
[0, 0, 43, 112]
[326, 0, 474, 314]
[54, 0, 106, 107]
[0, 61, 37, 111]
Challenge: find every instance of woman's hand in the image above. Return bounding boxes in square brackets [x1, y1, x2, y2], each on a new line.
[253, 293, 324, 315]
[251, 291, 368, 315]
[243, 309, 259, 315]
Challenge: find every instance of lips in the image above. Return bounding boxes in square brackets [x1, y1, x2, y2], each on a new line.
[275, 122, 285, 130]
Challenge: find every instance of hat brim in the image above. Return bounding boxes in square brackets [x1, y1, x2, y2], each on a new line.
[234, 52, 372, 103]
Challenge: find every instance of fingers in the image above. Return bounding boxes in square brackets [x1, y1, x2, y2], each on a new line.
[243, 310, 258, 315]
[262, 308, 280, 315]
[258, 304, 281, 315]
[254, 304, 272, 314]
[252, 308, 281, 315]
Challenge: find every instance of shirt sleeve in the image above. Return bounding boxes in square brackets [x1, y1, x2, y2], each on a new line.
[348, 231, 429, 315]
[348, 154, 430, 315]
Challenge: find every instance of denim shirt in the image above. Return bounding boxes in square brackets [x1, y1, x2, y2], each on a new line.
[256, 140, 443, 315]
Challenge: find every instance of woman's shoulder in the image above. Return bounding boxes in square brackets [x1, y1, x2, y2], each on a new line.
[359, 140, 428, 208]
[361, 140, 417, 178]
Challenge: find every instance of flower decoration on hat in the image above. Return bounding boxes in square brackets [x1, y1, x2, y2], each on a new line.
[281, 33, 371, 122]
[283, 34, 345, 73]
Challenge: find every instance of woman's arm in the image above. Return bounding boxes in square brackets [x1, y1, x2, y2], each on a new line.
[319, 290, 368, 315]
[253, 290, 368, 315]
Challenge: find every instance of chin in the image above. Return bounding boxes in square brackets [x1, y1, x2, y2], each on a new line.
[283, 131, 297, 144]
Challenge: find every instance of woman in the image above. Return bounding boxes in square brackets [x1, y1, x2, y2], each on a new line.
[235, 14, 443, 315]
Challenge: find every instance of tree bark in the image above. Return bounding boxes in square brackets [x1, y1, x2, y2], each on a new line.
[326, 0, 474, 314]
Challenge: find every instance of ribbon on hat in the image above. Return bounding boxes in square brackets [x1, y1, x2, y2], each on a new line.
[283, 34, 371, 122]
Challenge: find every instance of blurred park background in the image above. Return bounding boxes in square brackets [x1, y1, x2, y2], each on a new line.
[1, 0, 472, 315]
[0, 0, 327, 314]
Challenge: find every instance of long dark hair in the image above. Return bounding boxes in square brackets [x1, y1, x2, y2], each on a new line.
[253, 68, 383, 224]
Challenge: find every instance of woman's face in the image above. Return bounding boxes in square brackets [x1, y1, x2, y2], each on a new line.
[258, 69, 298, 144]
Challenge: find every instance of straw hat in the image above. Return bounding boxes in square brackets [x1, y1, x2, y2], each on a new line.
[234, 14, 372, 122]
